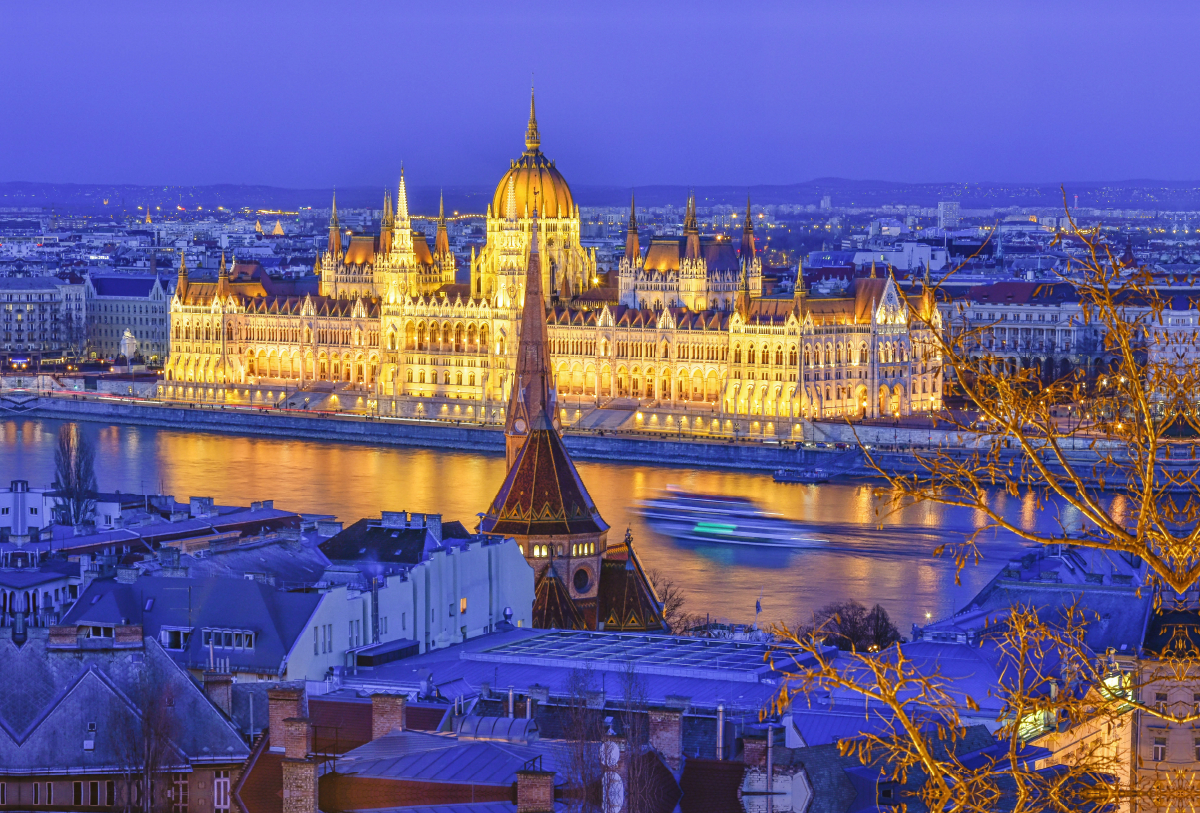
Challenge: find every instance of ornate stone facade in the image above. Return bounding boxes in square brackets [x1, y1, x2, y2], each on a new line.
[163, 95, 942, 425]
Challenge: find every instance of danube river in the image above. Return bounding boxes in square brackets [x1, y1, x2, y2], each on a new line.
[1, 417, 1073, 632]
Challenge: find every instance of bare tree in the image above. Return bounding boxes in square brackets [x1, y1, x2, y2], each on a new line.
[106, 656, 182, 813]
[53, 423, 97, 526]
[797, 600, 902, 653]
[647, 569, 696, 635]
[563, 666, 605, 813]
[764, 195, 1200, 812]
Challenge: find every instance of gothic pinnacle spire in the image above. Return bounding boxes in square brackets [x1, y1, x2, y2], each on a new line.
[741, 194, 755, 261]
[396, 166, 410, 223]
[624, 190, 641, 264]
[438, 189, 445, 223]
[525, 85, 540, 153]
[330, 189, 338, 225]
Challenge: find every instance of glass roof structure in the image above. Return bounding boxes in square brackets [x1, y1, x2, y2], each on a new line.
[463, 630, 812, 683]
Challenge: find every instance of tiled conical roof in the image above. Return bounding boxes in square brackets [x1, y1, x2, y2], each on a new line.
[596, 530, 664, 632]
[480, 425, 608, 537]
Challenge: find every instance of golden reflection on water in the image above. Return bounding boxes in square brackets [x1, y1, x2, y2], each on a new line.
[2, 418, 1038, 630]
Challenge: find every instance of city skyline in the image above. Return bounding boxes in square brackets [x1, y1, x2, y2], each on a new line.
[5, 2, 1200, 188]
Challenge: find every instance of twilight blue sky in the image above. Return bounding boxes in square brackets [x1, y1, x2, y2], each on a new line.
[2, 1, 1197, 188]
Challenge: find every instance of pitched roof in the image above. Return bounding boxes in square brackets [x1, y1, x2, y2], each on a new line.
[0, 630, 247, 772]
[89, 275, 161, 298]
[532, 565, 586, 630]
[479, 428, 608, 537]
[595, 535, 664, 632]
[642, 236, 740, 273]
[61, 575, 322, 675]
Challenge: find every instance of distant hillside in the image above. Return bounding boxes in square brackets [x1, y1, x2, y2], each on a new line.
[5, 179, 1200, 215]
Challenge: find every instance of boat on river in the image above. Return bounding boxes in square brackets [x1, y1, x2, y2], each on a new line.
[637, 487, 823, 548]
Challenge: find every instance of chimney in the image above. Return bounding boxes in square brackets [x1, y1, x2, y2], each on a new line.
[516, 770, 555, 813]
[116, 565, 139, 584]
[381, 511, 405, 529]
[371, 693, 407, 739]
[281, 755, 317, 813]
[317, 520, 343, 538]
[427, 514, 442, 544]
[268, 687, 305, 753]
[189, 496, 214, 518]
[649, 709, 683, 771]
[716, 704, 725, 760]
[204, 670, 233, 717]
[282, 717, 312, 759]
[742, 733, 768, 768]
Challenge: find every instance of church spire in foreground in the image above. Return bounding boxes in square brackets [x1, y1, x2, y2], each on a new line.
[502, 204, 556, 468]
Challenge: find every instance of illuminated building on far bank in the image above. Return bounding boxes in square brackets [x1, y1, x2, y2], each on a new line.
[163, 91, 942, 426]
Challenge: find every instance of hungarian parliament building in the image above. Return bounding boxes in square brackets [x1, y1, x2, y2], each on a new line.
[164, 94, 943, 425]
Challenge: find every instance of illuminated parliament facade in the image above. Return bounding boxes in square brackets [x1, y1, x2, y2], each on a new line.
[163, 93, 942, 426]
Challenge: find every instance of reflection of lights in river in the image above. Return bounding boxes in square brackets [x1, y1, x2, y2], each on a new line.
[4, 417, 1037, 632]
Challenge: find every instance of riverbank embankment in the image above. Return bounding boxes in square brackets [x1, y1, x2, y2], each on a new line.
[5, 391, 922, 473]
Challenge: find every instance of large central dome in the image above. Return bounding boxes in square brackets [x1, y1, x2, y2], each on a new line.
[491, 92, 575, 219]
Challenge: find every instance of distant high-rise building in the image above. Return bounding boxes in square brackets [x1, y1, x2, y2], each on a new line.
[819, 195, 832, 211]
[938, 201, 960, 230]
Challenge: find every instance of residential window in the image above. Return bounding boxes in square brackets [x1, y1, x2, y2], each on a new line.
[46, 783, 53, 805]
[34, 782, 39, 805]
[214, 771, 230, 813]
[313, 626, 319, 655]
[1195, 737, 1200, 762]
[106, 781, 114, 807]
[90, 781, 99, 806]
[1153, 737, 1167, 762]
[1, 782, 6, 805]
[171, 773, 188, 813]
[74, 782, 83, 806]
[460, 598, 468, 614]
[1155, 692, 1168, 713]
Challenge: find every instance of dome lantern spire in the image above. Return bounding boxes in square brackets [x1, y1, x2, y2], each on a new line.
[525, 85, 540, 154]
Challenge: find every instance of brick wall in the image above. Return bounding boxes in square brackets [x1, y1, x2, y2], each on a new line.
[319, 775, 512, 811]
[649, 710, 683, 771]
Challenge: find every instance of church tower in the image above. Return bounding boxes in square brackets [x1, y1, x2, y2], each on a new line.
[617, 192, 643, 308]
[479, 206, 663, 631]
[321, 191, 341, 297]
[740, 195, 763, 299]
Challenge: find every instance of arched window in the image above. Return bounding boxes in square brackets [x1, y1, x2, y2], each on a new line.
[748, 345, 757, 364]
[788, 346, 797, 366]
[406, 370, 413, 383]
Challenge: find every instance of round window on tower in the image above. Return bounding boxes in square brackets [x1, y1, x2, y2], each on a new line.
[573, 567, 591, 593]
